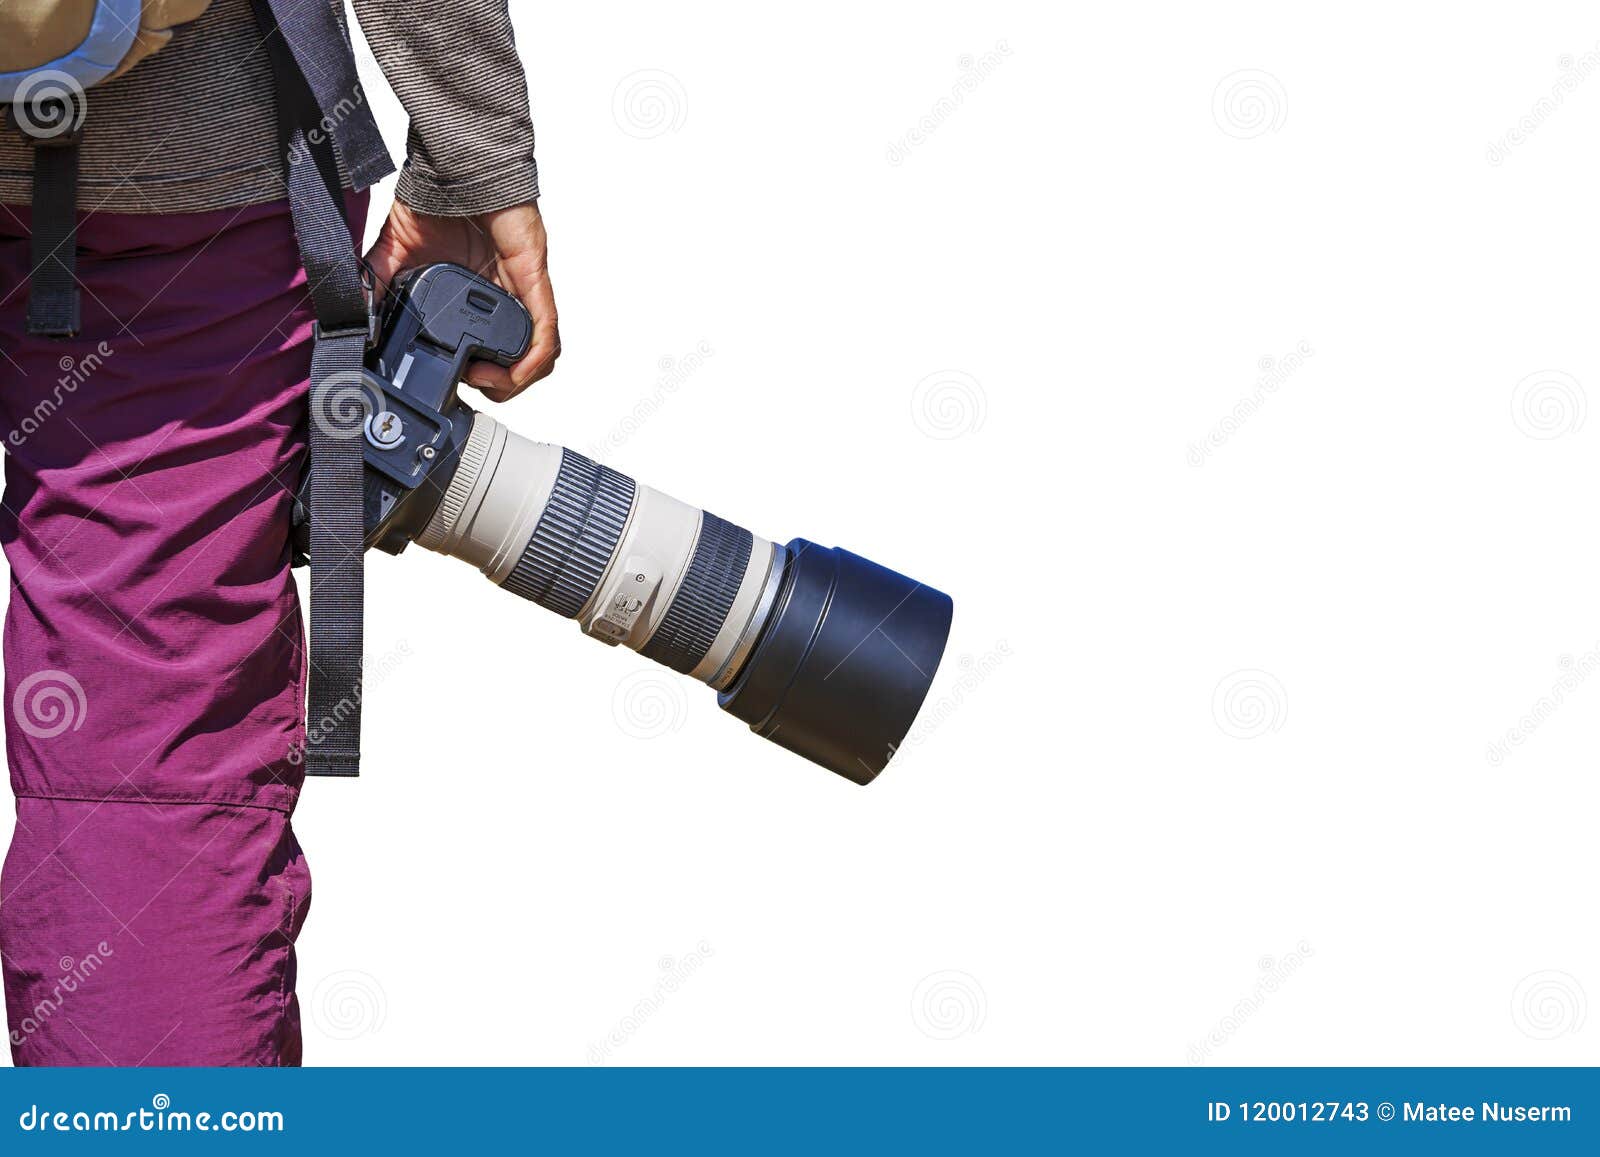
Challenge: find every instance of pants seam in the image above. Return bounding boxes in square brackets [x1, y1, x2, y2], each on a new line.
[11, 790, 291, 818]
[276, 881, 294, 1068]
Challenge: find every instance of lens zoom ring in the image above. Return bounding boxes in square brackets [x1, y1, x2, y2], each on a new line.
[501, 449, 635, 617]
[641, 513, 754, 675]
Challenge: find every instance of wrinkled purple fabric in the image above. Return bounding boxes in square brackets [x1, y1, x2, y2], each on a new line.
[0, 194, 365, 1065]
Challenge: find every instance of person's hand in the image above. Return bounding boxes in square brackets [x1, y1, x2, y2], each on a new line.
[363, 200, 560, 402]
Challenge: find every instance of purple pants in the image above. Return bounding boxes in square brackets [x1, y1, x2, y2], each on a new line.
[0, 195, 365, 1065]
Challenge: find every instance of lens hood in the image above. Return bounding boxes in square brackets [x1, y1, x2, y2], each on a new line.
[718, 539, 953, 784]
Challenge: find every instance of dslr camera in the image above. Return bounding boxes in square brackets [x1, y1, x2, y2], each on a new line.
[295, 263, 952, 783]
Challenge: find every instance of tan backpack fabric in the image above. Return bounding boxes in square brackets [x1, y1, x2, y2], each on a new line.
[0, 1, 212, 93]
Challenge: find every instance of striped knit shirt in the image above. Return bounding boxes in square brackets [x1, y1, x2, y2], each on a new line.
[0, 0, 539, 215]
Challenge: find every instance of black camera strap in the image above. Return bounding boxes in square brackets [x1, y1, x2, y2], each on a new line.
[251, 0, 394, 777]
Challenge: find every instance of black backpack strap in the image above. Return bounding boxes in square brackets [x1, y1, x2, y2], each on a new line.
[251, 0, 395, 777]
[24, 137, 80, 337]
[9, 93, 86, 338]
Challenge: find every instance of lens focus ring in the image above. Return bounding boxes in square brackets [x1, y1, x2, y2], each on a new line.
[501, 449, 635, 617]
[640, 512, 754, 675]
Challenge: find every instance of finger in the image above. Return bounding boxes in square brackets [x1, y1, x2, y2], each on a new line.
[510, 326, 560, 388]
[463, 361, 519, 403]
[505, 278, 560, 388]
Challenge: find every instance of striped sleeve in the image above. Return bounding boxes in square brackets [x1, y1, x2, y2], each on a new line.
[351, 0, 540, 215]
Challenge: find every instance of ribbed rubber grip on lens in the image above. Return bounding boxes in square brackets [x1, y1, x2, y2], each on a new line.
[641, 512, 754, 674]
[501, 449, 635, 617]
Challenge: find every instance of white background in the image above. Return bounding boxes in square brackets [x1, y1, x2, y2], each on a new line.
[14, 1, 1600, 1066]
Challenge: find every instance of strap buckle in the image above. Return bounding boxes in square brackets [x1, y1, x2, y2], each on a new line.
[313, 262, 379, 349]
[7, 96, 85, 148]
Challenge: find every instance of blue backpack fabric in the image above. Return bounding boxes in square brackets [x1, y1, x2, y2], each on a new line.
[0, 0, 145, 101]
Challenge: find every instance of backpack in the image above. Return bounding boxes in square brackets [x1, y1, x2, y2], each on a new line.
[0, 1, 213, 103]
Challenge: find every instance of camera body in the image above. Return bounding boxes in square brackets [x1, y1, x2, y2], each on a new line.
[292, 262, 531, 558]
